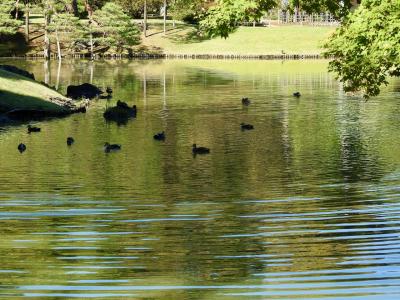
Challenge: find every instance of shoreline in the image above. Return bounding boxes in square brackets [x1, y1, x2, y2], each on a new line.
[0, 67, 88, 123]
[0, 53, 329, 60]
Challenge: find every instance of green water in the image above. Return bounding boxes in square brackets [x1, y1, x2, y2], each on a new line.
[1, 59, 400, 299]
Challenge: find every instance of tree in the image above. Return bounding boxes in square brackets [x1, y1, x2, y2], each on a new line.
[48, 12, 81, 59]
[199, 0, 277, 38]
[163, 0, 167, 34]
[323, 0, 400, 97]
[170, 0, 212, 23]
[92, 2, 140, 51]
[287, 0, 356, 19]
[22, 0, 40, 42]
[0, 0, 22, 36]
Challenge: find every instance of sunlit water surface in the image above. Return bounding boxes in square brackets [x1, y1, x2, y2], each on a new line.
[1, 59, 400, 299]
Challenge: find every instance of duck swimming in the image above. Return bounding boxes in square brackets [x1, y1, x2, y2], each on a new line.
[117, 100, 129, 109]
[18, 143, 26, 153]
[153, 131, 166, 141]
[67, 137, 75, 146]
[242, 97, 251, 106]
[27, 125, 41, 133]
[293, 92, 301, 97]
[104, 142, 121, 152]
[192, 144, 210, 154]
[241, 123, 254, 130]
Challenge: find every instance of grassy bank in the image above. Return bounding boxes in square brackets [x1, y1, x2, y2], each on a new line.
[142, 23, 335, 55]
[0, 69, 70, 113]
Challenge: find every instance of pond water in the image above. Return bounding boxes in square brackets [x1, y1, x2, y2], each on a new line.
[1, 59, 400, 299]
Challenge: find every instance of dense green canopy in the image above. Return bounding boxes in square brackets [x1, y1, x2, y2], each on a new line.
[288, 0, 356, 18]
[92, 2, 140, 49]
[0, 0, 22, 35]
[199, 0, 276, 38]
[324, 0, 400, 97]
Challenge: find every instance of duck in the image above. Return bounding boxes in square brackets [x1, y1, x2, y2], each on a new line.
[27, 125, 41, 133]
[117, 100, 129, 109]
[106, 87, 113, 94]
[241, 123, 254, 130]
[293, 92, 301, 98]
[153, 131, 166, 141]
[67, 137, 75, 146]
[104, 142, 121, 152]
[18, 143, 26, 153]
[192, 144, 210, 155]
[242, 97, 251, 106]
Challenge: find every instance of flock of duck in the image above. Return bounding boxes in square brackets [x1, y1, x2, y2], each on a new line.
[16, 91, 301, 155]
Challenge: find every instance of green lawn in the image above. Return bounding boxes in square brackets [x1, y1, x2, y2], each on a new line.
[142, 23, 336, 55]
[0, 69, 69, 113]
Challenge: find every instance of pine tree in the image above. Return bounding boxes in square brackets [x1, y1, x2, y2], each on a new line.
[92, 2, 140, 52]
[48, 12, 81, 59]
[0, 0, 22, 36]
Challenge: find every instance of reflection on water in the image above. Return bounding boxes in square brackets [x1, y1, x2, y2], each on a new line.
[1, 59, 400, 299]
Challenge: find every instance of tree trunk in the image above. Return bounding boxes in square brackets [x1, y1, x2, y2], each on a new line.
[44, 9, 50, 60]
[85, 0, 94, 59]
[143, 0, 147, 37]
[15, 0, 19, 19]
[55, 29, 62, 60]
[163, 0, 167, 35]
[71, 0, 79, 16]
[25, 4, 29, 42]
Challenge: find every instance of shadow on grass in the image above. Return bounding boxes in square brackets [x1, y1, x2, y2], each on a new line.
[147, 23, 210, 45]
[167, 26, 210, 44]
[0, 90, 65, 114]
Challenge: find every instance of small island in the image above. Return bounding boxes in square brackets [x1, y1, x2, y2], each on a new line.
[0, 65, 86, 121]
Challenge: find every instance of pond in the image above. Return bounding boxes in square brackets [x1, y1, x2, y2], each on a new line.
[1, 59, 400, 299]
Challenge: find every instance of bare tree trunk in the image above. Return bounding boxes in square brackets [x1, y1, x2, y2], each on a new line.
[85, 0, 94, 59]
[172, 0, 175, 27]
[15, 0, 20, 19]
[144, 0, 148, 37]
[163, 0, 167, 35]
[44, 7, 50, 60]
[25, 4, 29, 42]
[55, 29, 62, 60]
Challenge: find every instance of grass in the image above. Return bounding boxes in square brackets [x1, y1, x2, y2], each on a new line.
[0, 17, 335, 56]
[0, 69, 69, 113]
[141, 23, 335, 55]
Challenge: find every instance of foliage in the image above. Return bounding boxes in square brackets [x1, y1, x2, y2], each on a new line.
[114, 0, 164, 18]
[287, 0, 355, 19]
[323, 0, 400, 97]
[199, 0, 277, 38]
[170, 0, 212, 23]
[92, 2, 140, 49]
[48, 12, 83, 39]
[0, 0, 23, 36]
